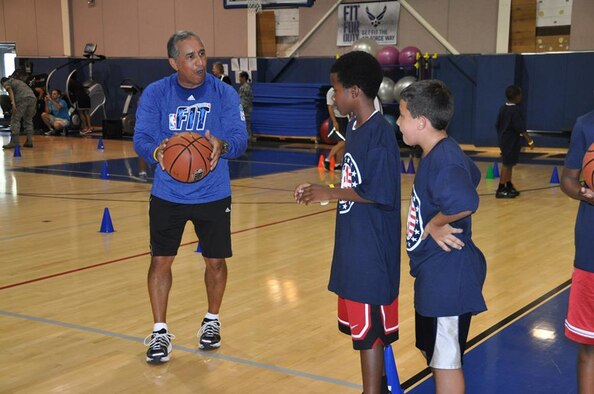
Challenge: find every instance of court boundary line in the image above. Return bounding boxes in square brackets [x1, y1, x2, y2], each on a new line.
[0, 309, 361, 390]
[402, 279, 572, 390]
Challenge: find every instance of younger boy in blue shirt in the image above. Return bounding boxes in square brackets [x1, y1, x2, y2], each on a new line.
[397, 80, 487, 393]
[294, 51, 401, 394]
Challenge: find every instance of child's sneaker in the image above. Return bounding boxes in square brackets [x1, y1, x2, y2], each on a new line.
[197, 318, 221, 350]
[144, 328, 175, 363]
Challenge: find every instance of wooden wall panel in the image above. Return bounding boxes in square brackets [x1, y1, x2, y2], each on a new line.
[138, 0, 175, 58]
[174, 0, 215, 55]
[102, 0, 140, 57]
[510, 0, 536, 53]
[0, 1, 6, 41]
[34, 0, 64, 56]
[71, 0, 105, 57]
[3, 0, 39, 56]
[256, 11, 276, 57]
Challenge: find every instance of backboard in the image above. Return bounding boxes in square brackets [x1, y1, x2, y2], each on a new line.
[223, 0, 315, 9]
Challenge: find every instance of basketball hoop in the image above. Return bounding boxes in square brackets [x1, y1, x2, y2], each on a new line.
[247, 0, 263, 14]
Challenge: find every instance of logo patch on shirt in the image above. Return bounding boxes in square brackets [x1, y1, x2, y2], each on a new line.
[406, 186, 424, 251]
[187, 95, 195, 101]
[338, 153, 361, 214]
[169, 103, 211, 131]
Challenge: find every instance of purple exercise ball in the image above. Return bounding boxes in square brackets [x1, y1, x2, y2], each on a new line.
[377, 46, 400, 66]
[398, 46, 421, 65]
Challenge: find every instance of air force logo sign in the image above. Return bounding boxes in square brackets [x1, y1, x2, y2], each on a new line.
[339, 153, 362, 214]
[406, 186, 423, 251]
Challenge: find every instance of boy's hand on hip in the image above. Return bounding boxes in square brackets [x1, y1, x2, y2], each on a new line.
[422, 221, 464, 252]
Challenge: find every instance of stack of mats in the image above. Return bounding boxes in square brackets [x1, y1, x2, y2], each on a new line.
[251, 83, 329, 139]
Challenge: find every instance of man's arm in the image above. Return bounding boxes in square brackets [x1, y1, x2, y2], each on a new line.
[5, 86, 16, 112]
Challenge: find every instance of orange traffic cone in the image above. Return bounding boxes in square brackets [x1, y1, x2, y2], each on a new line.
[318, 155, 325, 170]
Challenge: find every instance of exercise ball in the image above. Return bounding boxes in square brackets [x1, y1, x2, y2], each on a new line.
[393, 76, 417, 102]
[377, 46, 400, 66]
[398, 46, 421, 65]
[352, 38, 379, 56]
[384, 114, 397, 130]
[377, 77, 395, 103]
[319, 118, 338, 145]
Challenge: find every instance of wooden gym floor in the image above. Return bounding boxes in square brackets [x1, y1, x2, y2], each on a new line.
[0, 133, 580, 393]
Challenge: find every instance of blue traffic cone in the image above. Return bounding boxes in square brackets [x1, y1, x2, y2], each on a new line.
[97, 137, 104, 150]
[99, 207, 115, 233]
[406, 159, 415, 174]
[196, 241, 202, 253]
[493, 162, 500, 178]
[400, 159, 406, 173]
[384, 345, 404, 393]
[100, 162, 109, 179]
[550, 166, 560, 184]
[13, 144, 21, 157]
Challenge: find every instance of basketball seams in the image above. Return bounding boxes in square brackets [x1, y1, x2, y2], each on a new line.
[162, 132, 213, 183]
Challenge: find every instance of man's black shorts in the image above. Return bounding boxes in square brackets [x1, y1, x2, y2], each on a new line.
[149, 195, 232, 258]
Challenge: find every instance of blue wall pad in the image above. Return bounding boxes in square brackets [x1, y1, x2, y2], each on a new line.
[252, 83, 329, 139]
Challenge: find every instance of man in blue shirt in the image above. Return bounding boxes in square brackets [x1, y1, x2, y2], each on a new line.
[134, 30, 247, 364]
[42, 89, 70, 135]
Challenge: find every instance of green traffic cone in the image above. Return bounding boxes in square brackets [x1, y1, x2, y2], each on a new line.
[486, 165, 494, 179]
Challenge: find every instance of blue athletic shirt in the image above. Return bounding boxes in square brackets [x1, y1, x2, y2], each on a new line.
[406, 137, 487, 317]
[328, 112, 401, 306]
[564, 110, 594, 273]
[49, 98, 70, 121]
[133, 73, 247, 204]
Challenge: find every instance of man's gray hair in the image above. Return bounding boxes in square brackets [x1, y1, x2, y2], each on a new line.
[167, 31, 201, 59]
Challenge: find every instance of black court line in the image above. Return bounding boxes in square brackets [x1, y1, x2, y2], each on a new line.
[401, 279, 571, 390]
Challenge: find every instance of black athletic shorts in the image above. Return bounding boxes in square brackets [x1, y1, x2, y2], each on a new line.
[149, 195, 232, 258]
[499, 132, 521, 166]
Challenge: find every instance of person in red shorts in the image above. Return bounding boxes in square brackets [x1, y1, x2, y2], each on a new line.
[561, 108, 594, 394]
[294, 51, 401, 394]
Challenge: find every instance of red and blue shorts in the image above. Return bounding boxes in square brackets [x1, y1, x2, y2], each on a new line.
[565, 267, 594, 345]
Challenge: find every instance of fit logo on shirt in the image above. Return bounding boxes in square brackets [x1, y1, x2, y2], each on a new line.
[338, 153, 361, 215]
[406, 186, 424, 251]
[169, 103, 211, 131]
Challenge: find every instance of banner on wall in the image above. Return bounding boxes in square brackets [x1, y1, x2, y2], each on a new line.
[337, 1, 400, 46]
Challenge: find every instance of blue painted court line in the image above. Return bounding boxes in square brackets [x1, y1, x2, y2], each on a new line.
[12, 148, 321, 182]
[0, 309, 361, 390]
[408, 288, 578, 394]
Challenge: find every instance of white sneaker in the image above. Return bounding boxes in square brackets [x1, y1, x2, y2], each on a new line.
[144, 328, 175, 363]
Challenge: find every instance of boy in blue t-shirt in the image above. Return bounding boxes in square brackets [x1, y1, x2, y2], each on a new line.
[294, 51, 401, 394]
[560, 109, 594, 392]
[397, 80, 487, 393]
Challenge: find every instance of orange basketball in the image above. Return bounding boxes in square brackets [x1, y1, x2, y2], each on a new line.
[162, 132, 212, 183]
[582, 142, 594, 190]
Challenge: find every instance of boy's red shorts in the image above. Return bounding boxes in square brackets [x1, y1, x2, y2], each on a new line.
[337, 296, 399, 350]
[565, 267, 594, 345]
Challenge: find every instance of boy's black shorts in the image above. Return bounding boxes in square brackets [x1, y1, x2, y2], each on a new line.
[149, 195, 232, 258]
[499, 133, 521, 165]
